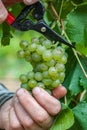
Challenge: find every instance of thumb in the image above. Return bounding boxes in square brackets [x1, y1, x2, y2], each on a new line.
[0, 0, 8, 24]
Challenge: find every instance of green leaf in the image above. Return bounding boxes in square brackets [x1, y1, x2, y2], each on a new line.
[63, 49, 87, 95]
[79, 57, 87, 90]
[65, 4, 87, 55]
[69, 102, 87, 130]
[63, 49, 83, 95]
[50, 104, 74, 130]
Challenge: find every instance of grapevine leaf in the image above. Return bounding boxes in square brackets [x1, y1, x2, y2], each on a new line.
[65, 4, 87, 55]
[69, 102, 87, 130]
[79, 57, 87, 90]
[1, 22, 12, 46]
[63, 49, 87, 95]
[50, 104, 74, 130]
[63, 49, 82, 95]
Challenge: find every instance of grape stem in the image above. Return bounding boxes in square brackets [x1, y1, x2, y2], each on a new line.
[50, 2, 87, 79]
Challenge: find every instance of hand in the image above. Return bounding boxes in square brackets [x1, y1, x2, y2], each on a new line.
[0, 0, 38, 23]
[0, 86, 67, 130]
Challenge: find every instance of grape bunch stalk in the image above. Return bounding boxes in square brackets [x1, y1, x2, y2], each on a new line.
[17, 37, 68, 91]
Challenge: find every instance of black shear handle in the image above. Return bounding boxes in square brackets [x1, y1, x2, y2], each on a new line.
[6, 1, 44, 27]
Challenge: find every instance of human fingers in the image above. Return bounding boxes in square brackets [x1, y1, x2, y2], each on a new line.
[0, 0, 8, 23]
[3, 0, 38, 6]
[23, 0, 38, 5]
[52, 85, 67, 99]
[9, 107, 24, 130]
[16, 88, 53, 129]
[32, 87, 61, 116]
[13, 97, 44, 130]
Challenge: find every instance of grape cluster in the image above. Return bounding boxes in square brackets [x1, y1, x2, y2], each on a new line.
[17, 37, 68, 91]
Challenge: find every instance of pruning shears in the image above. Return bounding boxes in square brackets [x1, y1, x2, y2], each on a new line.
[6, 1, 74, 48]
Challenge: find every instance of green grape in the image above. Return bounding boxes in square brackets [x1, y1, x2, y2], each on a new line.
[31, 37, 39, 44]
[27, 71, 34, 79]
[52, 79, 60, 88]
[42, 39, 52, 49]
[36, 45, 46, 55]
[28, 43, 37, 52]
[55, 63, 65, 72]
[48, 67, 57, 77]
[24, 49, 30, 57]
[42, 50, 52, 61]
[31, 52, 41, 62]
[59, 72, 65, 82]
[61, 54, 68, 64]
[39, 63, 48, 72]
[17, 50, 25, 58]
[42, 79, 52, 86]
[42, 71, 49, 78]
[19, 40, 29, 49]
[34, 72, 43, 81]
[19, 74, 28, 83]
[28, 79, 37, 89]
[46, 59, 56, 67]
[37, 82, 45, 88]
[21, 83, 29, 90]
[25, 56, 32, 63]
[52, 47, 63, 60]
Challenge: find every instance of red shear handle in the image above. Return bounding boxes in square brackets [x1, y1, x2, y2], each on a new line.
[6, 12, 15, 25]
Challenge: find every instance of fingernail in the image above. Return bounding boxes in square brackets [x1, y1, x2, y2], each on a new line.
[16, 88, 25, 96]
[33, 87, 41, 94]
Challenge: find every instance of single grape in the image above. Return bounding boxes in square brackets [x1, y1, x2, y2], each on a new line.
[27, 79, 37, 89]
[24, 49, 30, 57]
[42, 79, 52, 86]
[52, 47, 63, 60]
[48, 67, 57, 77]
[28, 43, 37, 52]
[31, 52, 41, 62]
[36, 45, 46, 55]
[21, 83, 29, 90]
[19, 40, 29, 49]
[34, 72, 43, 81]
[55, 63, 65, 72]
[59, 72, 65, 82]
[27, 71, 34, 79]
[17, 50, 25, 58]
[61, 54, 68, 64]
[42, 71, 49, 78]
[19, 74, 28, 83]
[52, 79, 60, 88]
[46, 59, 56, 67]
[31, 37, 39, 44]
[42, 39, 52, 49]
[25, 56, 32, 62]
[37, 82, 45, 88]
[39, 63, 48, 72]
[42, 50, 52, 61]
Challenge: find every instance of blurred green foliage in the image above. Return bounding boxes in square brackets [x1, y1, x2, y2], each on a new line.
[0, 30, 40, 79]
